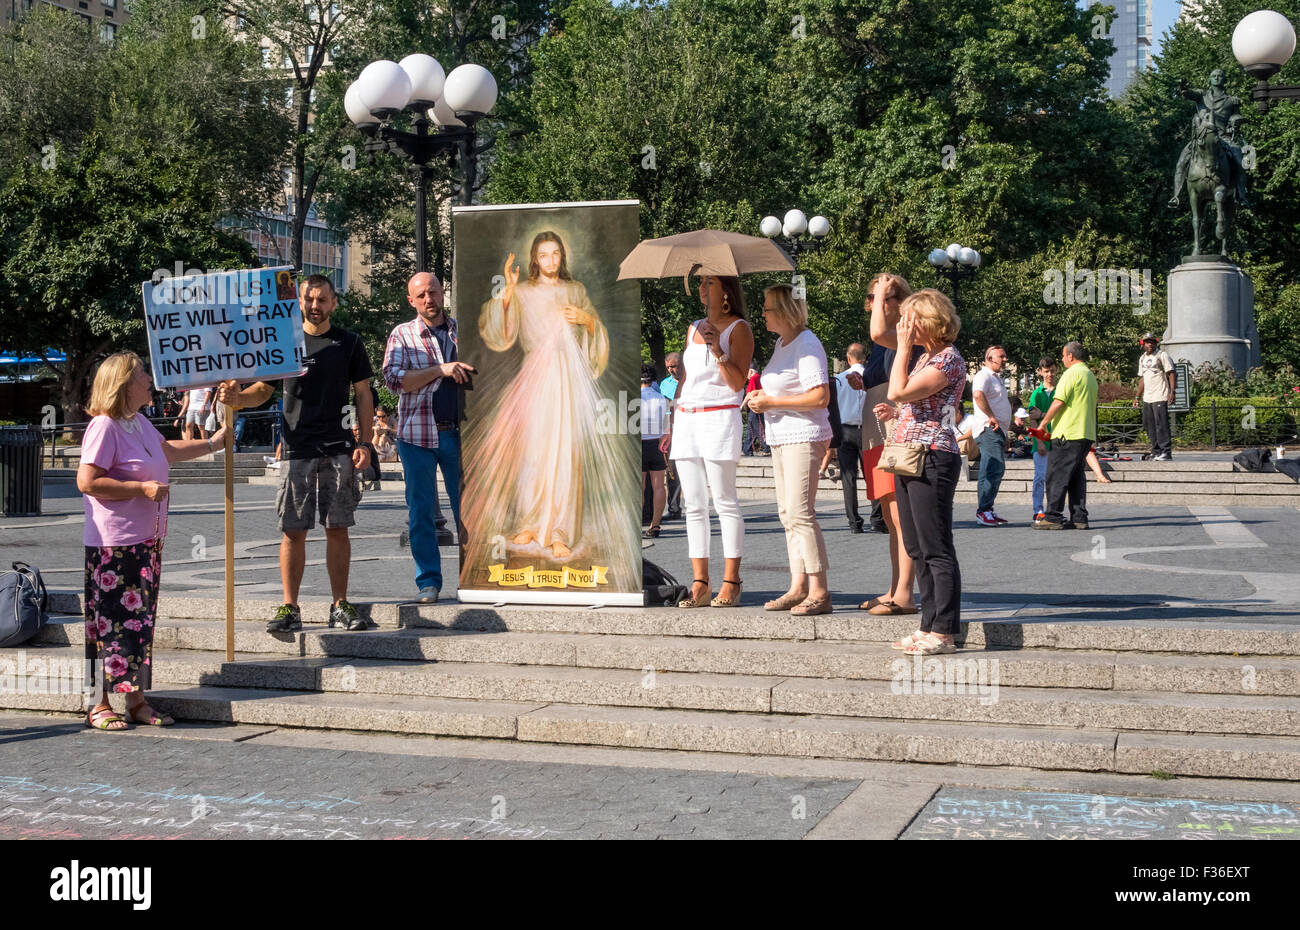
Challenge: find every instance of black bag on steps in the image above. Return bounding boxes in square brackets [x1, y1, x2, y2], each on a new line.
[643, 558, 690, 607]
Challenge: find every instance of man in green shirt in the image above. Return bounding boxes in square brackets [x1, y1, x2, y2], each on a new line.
[1033, 341, 1098, 530]
[1025, 357, 1057, 519]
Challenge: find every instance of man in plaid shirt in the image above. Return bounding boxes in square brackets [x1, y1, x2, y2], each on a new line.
[383, 272, 475, 603]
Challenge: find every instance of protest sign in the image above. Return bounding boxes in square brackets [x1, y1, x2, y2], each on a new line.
[141, 266, 307, 390]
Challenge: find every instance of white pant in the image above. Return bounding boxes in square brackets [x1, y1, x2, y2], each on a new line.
[674, 457, 743, 559]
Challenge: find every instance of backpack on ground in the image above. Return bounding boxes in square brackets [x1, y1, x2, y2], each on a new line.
[1233, 448, 1273, 473]
[0, 561, 48, 648]
[643, 558, 690, 607]
[1275, 458, 1300, 482]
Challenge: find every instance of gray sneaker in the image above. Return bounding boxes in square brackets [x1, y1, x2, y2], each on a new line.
[417, 587, 440, 604]
[328, 599, 368, 631]
[267, 603, 302, 633]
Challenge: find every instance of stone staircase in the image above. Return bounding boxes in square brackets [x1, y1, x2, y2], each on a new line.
[42, 451, 271, 486]
[7, 593, 1299, 780]
[738, 455, 1300, 507]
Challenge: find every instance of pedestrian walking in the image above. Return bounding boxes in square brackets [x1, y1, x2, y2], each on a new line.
[972, 345, 1012, 525]
[746, 284, 833, 615]
[872, 289, 966, 654]
[833, 344, 867, 532]
[660, 274, 754, 608]
[1034, 341, 1099, 530]
[217, 274, 376, 631]
[640, 364, 669, 537]
[77, 352, 227, 730]
[382, 271, 476, 604]
[1134, 333, 1176, 460]
[854, 273, 919, 616]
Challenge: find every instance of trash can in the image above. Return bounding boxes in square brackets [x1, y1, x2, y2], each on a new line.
[0, 425, 43, 517]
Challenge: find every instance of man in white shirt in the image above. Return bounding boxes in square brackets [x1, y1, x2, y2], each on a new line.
[971, 345, 1012, 526]
[640, 365, 669, 535]
[660, 352, 684, 519]
[833, 343, 867, 532]
[1133, 333, 1176, 461]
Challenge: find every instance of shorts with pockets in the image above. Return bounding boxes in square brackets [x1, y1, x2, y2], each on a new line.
[277, 454, 361, 532]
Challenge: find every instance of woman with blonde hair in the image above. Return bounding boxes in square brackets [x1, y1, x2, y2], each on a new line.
[873, 290, 967, 655]
[746, 284, 834, 614]
[852, 273, 919, 617]
[76, 352, 227, 730]
[659, 274, 754, 608]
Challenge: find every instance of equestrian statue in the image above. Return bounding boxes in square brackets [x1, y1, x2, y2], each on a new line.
[1169, 69, 1251, 258]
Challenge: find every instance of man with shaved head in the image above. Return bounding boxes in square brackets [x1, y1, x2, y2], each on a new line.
[383, 271, 476, 604]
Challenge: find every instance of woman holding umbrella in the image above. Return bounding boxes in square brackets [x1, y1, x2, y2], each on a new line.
[659, 274, 754, 607]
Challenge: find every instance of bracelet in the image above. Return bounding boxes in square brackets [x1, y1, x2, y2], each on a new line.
[206, 438, 214, 452]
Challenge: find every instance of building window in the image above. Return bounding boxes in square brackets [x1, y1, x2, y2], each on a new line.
[285, 86, 294, 108]
[102, 0, 116, 8]
[99, 22, 116, 43]
[261, 47, 271, 68]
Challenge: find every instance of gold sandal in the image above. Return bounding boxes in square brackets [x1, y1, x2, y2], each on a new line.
[678, 579, 713, 609]
[710, 579, 743, 608]
[791, 595, 832, 615]
[764, 590, 808, 612]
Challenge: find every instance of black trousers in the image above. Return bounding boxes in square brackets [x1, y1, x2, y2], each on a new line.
[1142, 401, 1171, 457]
[665, 462, 682, 515]
[895, 450, 962, 636]
[837, 424, 863, 528]
[1044, 438, 1091, 524]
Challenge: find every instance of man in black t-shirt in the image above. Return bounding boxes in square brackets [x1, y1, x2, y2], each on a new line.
[217, 274, 375, 633]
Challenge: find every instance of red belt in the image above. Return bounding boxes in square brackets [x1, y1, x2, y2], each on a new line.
[677, 404, 740, 413]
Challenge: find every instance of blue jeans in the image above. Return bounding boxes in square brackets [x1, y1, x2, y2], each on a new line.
[1032, 449, 1048, 514]
[398, 433, 461, 592]
[976, 427, 1007, 512]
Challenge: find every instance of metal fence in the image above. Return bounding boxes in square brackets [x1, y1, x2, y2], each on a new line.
[38, 410, 282, 465]
[1098, 403, 1298, 451]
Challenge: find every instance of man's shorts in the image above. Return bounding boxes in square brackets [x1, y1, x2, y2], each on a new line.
[184, 409, 204, 425]
[277, 454, 361, 532]
[641, 437, 666, 472]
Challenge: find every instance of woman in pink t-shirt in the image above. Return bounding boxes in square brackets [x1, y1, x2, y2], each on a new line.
[76, 352, 226, 730]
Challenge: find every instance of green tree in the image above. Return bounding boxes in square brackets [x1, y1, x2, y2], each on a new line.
[0, 2, 290, 422]
[485, 0, 804, 369]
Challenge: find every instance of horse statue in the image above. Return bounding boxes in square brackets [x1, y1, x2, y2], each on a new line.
[1169, 71, 1249, 259]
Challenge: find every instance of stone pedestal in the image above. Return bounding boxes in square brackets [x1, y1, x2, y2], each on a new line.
[1163, 259, 1260, 377]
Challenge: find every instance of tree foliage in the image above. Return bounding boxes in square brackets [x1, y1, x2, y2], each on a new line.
[0, 1, 290, 420]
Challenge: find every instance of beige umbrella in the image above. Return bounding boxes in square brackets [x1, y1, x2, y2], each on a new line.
[618, 229, 794, 292]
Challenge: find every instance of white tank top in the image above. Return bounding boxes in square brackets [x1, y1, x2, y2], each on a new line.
[678, 318, 746, 408]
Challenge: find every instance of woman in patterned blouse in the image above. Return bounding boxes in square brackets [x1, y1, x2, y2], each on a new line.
[872, 290, 967, 655]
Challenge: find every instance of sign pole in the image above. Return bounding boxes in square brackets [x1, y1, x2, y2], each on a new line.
[224, 402, 235, 662]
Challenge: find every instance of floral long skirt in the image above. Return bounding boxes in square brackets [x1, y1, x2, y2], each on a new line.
[84, 541, 161, 694]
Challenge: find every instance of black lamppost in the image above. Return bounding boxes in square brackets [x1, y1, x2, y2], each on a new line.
[1234, 10, 1299, 111]
[760, 209, 831, 272]
[346, 55, 498, 273]
[927, 243, 981, 307]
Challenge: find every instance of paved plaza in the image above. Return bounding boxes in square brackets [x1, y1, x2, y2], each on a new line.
[2, 481, 1299, 840]
[8, 479, 1300, 620]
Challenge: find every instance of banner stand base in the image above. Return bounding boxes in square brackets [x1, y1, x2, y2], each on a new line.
[457, 590, 644, 608]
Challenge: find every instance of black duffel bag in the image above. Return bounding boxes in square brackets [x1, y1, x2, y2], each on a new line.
[643, 558, 690, 607]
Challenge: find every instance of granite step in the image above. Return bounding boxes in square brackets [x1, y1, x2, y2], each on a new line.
[8, 670, 1298, 778]
[38, 600, 1300, 657]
